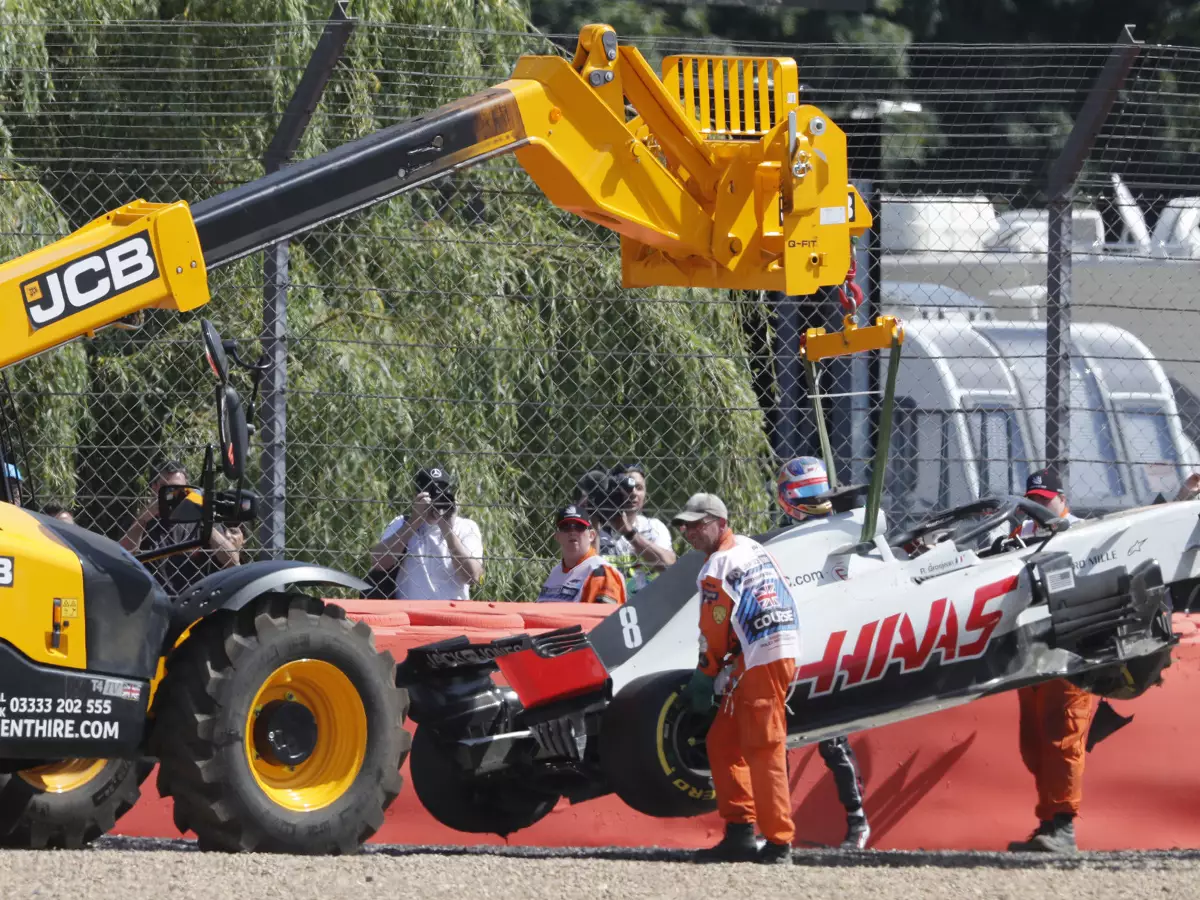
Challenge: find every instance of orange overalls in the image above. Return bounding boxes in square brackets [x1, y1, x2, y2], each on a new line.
[699, 529, 796, 846]
[1014, 508, 1096, 820]
[1017, 679, 1097, 820]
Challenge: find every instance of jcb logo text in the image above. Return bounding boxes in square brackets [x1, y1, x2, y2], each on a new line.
[21, 232, 159, 329]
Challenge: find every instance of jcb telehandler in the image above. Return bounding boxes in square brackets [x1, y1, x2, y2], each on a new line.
[0, 24, 870, 851]
[0, 316, 411, 853]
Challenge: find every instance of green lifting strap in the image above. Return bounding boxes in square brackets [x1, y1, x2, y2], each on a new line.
[862, 337, 903, 544]
[804, 356, 840, 492]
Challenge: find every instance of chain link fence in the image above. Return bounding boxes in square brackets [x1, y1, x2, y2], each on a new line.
[2, 19, 1199, 599]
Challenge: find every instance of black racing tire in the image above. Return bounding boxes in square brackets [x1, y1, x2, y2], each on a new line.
[0, 757, 153, 849]
[409, 724, 558, 837]
[598, 669, 717, 819]
[150, 593, 411, 854]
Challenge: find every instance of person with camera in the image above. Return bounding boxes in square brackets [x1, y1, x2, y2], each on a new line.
[370, 465, 483, 601]
[585, 463, 675, 596]
[537, 504, 626, 604]
[120, 460, 245, 595]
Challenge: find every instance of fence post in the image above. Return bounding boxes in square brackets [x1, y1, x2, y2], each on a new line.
[1043, 24, 1141, 485]
[258, 1, 357, 558]
[843, 114, 882, 489]
[1044, 197, 1073, 482]
[769, 293, 806, 462]
[848, 179, 875, 487]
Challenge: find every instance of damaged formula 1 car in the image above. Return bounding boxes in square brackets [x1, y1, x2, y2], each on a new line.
[396, 312, 1191, 836]
[397, 490, 1189, 833]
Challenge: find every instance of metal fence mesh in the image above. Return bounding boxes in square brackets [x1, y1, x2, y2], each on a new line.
[3, 20, 1200, 599]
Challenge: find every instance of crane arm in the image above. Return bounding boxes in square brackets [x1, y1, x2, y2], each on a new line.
[0, 24, 872, 370]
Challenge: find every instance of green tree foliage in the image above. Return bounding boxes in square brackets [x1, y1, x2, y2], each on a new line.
[529, 0, 1200, 48]
[8, 0, 1198, 600]
[530, 1, 1200, 192]
[0, 0, 777, 599]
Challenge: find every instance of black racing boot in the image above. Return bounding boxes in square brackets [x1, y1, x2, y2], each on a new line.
[757, 840, 793, 865]
[1008, 815, 1078, 854]
[693, 822, 761, 863]
[840, 810, 871, 850]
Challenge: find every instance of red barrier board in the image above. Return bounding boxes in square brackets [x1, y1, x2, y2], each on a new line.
[112, 605, 1200, 851]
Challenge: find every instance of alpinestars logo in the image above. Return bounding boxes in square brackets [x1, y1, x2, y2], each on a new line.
[21, 232, 159, 330]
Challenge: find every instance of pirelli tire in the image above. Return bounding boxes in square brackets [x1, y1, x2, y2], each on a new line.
[150, 593, 411, 854]
[0, 757, 153, 849]
[409, 724, 558, 837]
[599, 669, 717, 819]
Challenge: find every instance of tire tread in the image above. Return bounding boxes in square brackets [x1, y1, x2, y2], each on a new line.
[152, 592, 410, 854]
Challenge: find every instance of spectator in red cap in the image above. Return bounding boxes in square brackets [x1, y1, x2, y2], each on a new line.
[1008, 467, 1090, 854]
[537, 504, 626, 604]
[1017, 468, 1079, 532]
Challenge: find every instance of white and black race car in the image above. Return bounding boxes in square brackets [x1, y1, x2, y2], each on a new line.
[395, 487, 1188, 836]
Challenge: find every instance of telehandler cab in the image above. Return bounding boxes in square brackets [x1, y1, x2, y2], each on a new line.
[0, 24, 872, 851]
[0, 318, 410, 853]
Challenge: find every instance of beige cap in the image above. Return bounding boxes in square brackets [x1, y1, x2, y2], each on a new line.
[672, 492, 729, 524]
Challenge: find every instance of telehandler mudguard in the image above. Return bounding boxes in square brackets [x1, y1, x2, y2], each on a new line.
[165, 559, 370, 643]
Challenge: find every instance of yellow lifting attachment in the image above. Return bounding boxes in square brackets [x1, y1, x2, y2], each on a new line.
[508, 23, 873, 294]
[800, 314, 905, 364]
[0, 24, 872, 370]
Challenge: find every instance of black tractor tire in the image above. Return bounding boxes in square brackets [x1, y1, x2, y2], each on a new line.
[409, 724, 558, 837]
[150, 593, 411, 854]
[598, 669, 717, 819]
[0, 757, 153, 849]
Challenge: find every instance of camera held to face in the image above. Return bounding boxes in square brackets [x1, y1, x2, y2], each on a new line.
[415, 467, 457, 516]
[584, 469, 637, 525]
[427, 484, 456, 515]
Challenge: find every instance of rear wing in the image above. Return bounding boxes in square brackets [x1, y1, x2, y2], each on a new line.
[398, 625, 610, 711]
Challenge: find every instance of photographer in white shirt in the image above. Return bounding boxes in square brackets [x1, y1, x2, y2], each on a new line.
[370, 466, 483, 600]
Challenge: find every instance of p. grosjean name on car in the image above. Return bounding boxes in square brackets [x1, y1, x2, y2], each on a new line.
[917, 553, 969, 579]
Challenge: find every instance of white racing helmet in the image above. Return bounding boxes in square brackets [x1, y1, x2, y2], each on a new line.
[776, 456, 833, 520]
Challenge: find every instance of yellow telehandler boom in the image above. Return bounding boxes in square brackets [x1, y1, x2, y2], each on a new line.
[0, 24, 872, 370]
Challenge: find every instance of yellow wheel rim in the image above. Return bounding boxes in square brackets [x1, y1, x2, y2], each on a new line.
[245, 659, 367, 812]
[18, 759, 107, 793]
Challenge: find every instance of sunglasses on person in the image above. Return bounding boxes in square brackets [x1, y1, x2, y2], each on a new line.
[557, 522, 590, 533]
